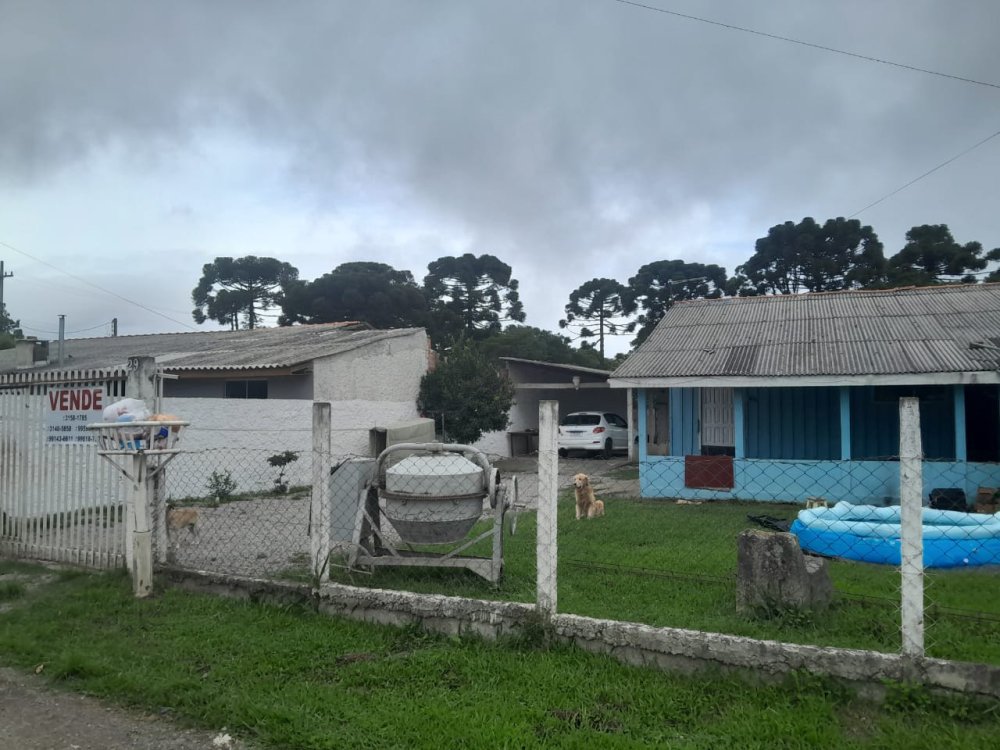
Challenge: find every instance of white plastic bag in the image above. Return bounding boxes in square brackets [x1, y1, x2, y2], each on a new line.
[102, 398, 151, 423]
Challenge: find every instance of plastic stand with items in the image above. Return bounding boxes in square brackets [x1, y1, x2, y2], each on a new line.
[87, 419, 188, 597]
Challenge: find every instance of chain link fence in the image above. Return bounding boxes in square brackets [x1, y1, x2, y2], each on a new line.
[541, 397, 1000, 666]
[919, 460, 1000, 663]
[554, 455, 904, 652]
[157, 446, 315, 580]
[148, 398, 1000, 670]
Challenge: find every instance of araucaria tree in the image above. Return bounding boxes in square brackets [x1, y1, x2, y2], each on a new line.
[736, 217, 885, 294]
[626, 260, 727, 346]
[887, 224, 996, 285]
[559, 278, 632, 359]
[417, 338, 515, 444]
[279, 262, 427, 328]
[192, 256, 299, 330]
[423, 253, 525, 347]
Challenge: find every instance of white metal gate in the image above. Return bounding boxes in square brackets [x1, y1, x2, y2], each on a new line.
[0, 368, 129, 568]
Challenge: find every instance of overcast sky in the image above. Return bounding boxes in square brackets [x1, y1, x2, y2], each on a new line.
[2, 0, 999, 356]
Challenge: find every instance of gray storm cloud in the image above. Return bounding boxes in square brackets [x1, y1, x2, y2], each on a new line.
[2, 0, 999, 340]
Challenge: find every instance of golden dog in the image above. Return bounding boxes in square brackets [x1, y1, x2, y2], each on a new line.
[166, 507, 199, 547]
[573, 473, 605, 520]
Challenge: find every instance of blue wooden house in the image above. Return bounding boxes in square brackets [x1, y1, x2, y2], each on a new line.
[610, 284, 1000, 505]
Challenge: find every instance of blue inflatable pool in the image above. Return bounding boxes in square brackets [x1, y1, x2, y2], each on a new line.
[791, 502, 1000, 568]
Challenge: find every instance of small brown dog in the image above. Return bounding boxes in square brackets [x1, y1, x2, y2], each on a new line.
[574, 473, 605, 520]
[166, 507, 199, 547]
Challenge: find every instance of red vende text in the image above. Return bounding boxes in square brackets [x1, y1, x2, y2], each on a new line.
[48, 389, 104, 411]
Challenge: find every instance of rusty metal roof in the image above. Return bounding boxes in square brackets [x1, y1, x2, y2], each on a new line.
[0, 323, 424, 374]
[612, 284, 1000, 381]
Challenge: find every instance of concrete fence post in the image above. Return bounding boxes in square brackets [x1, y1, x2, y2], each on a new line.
[124, 356, 156, 595]
[537, 400, 559, 619]
[311, 402, 333, 584]
[899, 397, 925, 658]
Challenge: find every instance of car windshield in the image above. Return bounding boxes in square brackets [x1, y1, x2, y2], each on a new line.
[561, 414, 601, 426]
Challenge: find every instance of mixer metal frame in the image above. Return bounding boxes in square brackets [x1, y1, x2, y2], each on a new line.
[346, 443, 514, 584]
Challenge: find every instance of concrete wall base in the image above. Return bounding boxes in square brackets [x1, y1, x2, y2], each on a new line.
[159, 567, 1000, 700]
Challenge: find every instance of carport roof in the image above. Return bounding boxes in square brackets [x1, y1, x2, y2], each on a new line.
[500, 357, 611, 377]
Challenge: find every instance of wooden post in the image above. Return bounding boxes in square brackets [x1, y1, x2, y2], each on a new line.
[537, 400, 559, 619]
[839, 386, 852, 461]
[899, 397, 925, 658]
[311, 403, 332, 584]
[733, 388, 745, 460]
[637, 389, 648, 462]
[627, 388, 635, 462]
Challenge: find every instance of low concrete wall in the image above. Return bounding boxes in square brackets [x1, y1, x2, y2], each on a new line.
[159, 567, 1000, 699]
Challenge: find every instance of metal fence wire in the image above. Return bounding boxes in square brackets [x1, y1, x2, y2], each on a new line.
[555, 456, 905, 653]
[125, 399, 1000, 669]
[158, 447, 314, 580]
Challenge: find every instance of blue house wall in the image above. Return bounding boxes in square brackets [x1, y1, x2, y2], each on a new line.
[744, 387, 840, 460]
[638, 383, 1000, 505]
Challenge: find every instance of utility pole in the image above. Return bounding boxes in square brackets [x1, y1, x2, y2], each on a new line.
[0, 260, 11, 314]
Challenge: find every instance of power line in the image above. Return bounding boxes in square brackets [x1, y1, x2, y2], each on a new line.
[0, 240, 197, 331]
[849, 127, 1000, 217]
[18, 319, 113, 335]
[611, 0, 1000, 91]
[67, 320, 117, 335]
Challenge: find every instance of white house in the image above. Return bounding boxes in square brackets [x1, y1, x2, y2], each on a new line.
[0, 323, 432, 499]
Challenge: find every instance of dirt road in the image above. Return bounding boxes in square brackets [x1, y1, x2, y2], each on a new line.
[0, 667, 247, 750]
[2, 566, 239, 748]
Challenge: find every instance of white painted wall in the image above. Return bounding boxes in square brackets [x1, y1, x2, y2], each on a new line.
[161, 398, 314, 500]
[312, 330, 429, 403]
[473, 429, 510, 459]
[160, 398, 424, 500]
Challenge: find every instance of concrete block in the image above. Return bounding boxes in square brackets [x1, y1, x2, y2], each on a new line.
[736, 529, 832, 614]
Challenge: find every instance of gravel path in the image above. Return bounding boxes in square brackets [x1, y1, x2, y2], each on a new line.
[495, 455, 639, 510]
[0, 667, 248, 750]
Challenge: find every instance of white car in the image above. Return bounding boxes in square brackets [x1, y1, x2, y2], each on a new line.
[558, 411, 629, 458]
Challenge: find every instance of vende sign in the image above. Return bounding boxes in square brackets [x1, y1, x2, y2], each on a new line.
[45, 387, 105, 445]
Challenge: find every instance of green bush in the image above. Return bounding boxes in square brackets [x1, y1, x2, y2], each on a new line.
[206, 470, 237, 500]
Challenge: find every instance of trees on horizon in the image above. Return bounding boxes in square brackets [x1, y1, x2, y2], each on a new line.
[423, 253, 525, 348]
[278, 262, 427, 329]
[559, 278, 632, 360]
[734, 217, 886, 295]
[192, 256, 299, 330]
[187, 219, 999, 363]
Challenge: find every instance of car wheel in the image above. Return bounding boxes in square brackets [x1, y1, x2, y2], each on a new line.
[602, 438, 613, 459]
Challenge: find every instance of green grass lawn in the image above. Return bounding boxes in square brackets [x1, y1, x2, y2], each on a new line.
[1, 569, 999, 749]
[323, 493, 1000, 664]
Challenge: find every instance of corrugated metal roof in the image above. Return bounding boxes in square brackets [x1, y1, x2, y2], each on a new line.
[612, 284, 1000, 380]
[0, 323, 424, 374]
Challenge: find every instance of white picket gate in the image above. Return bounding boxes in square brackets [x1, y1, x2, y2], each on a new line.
[0, 368, 129, 568]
